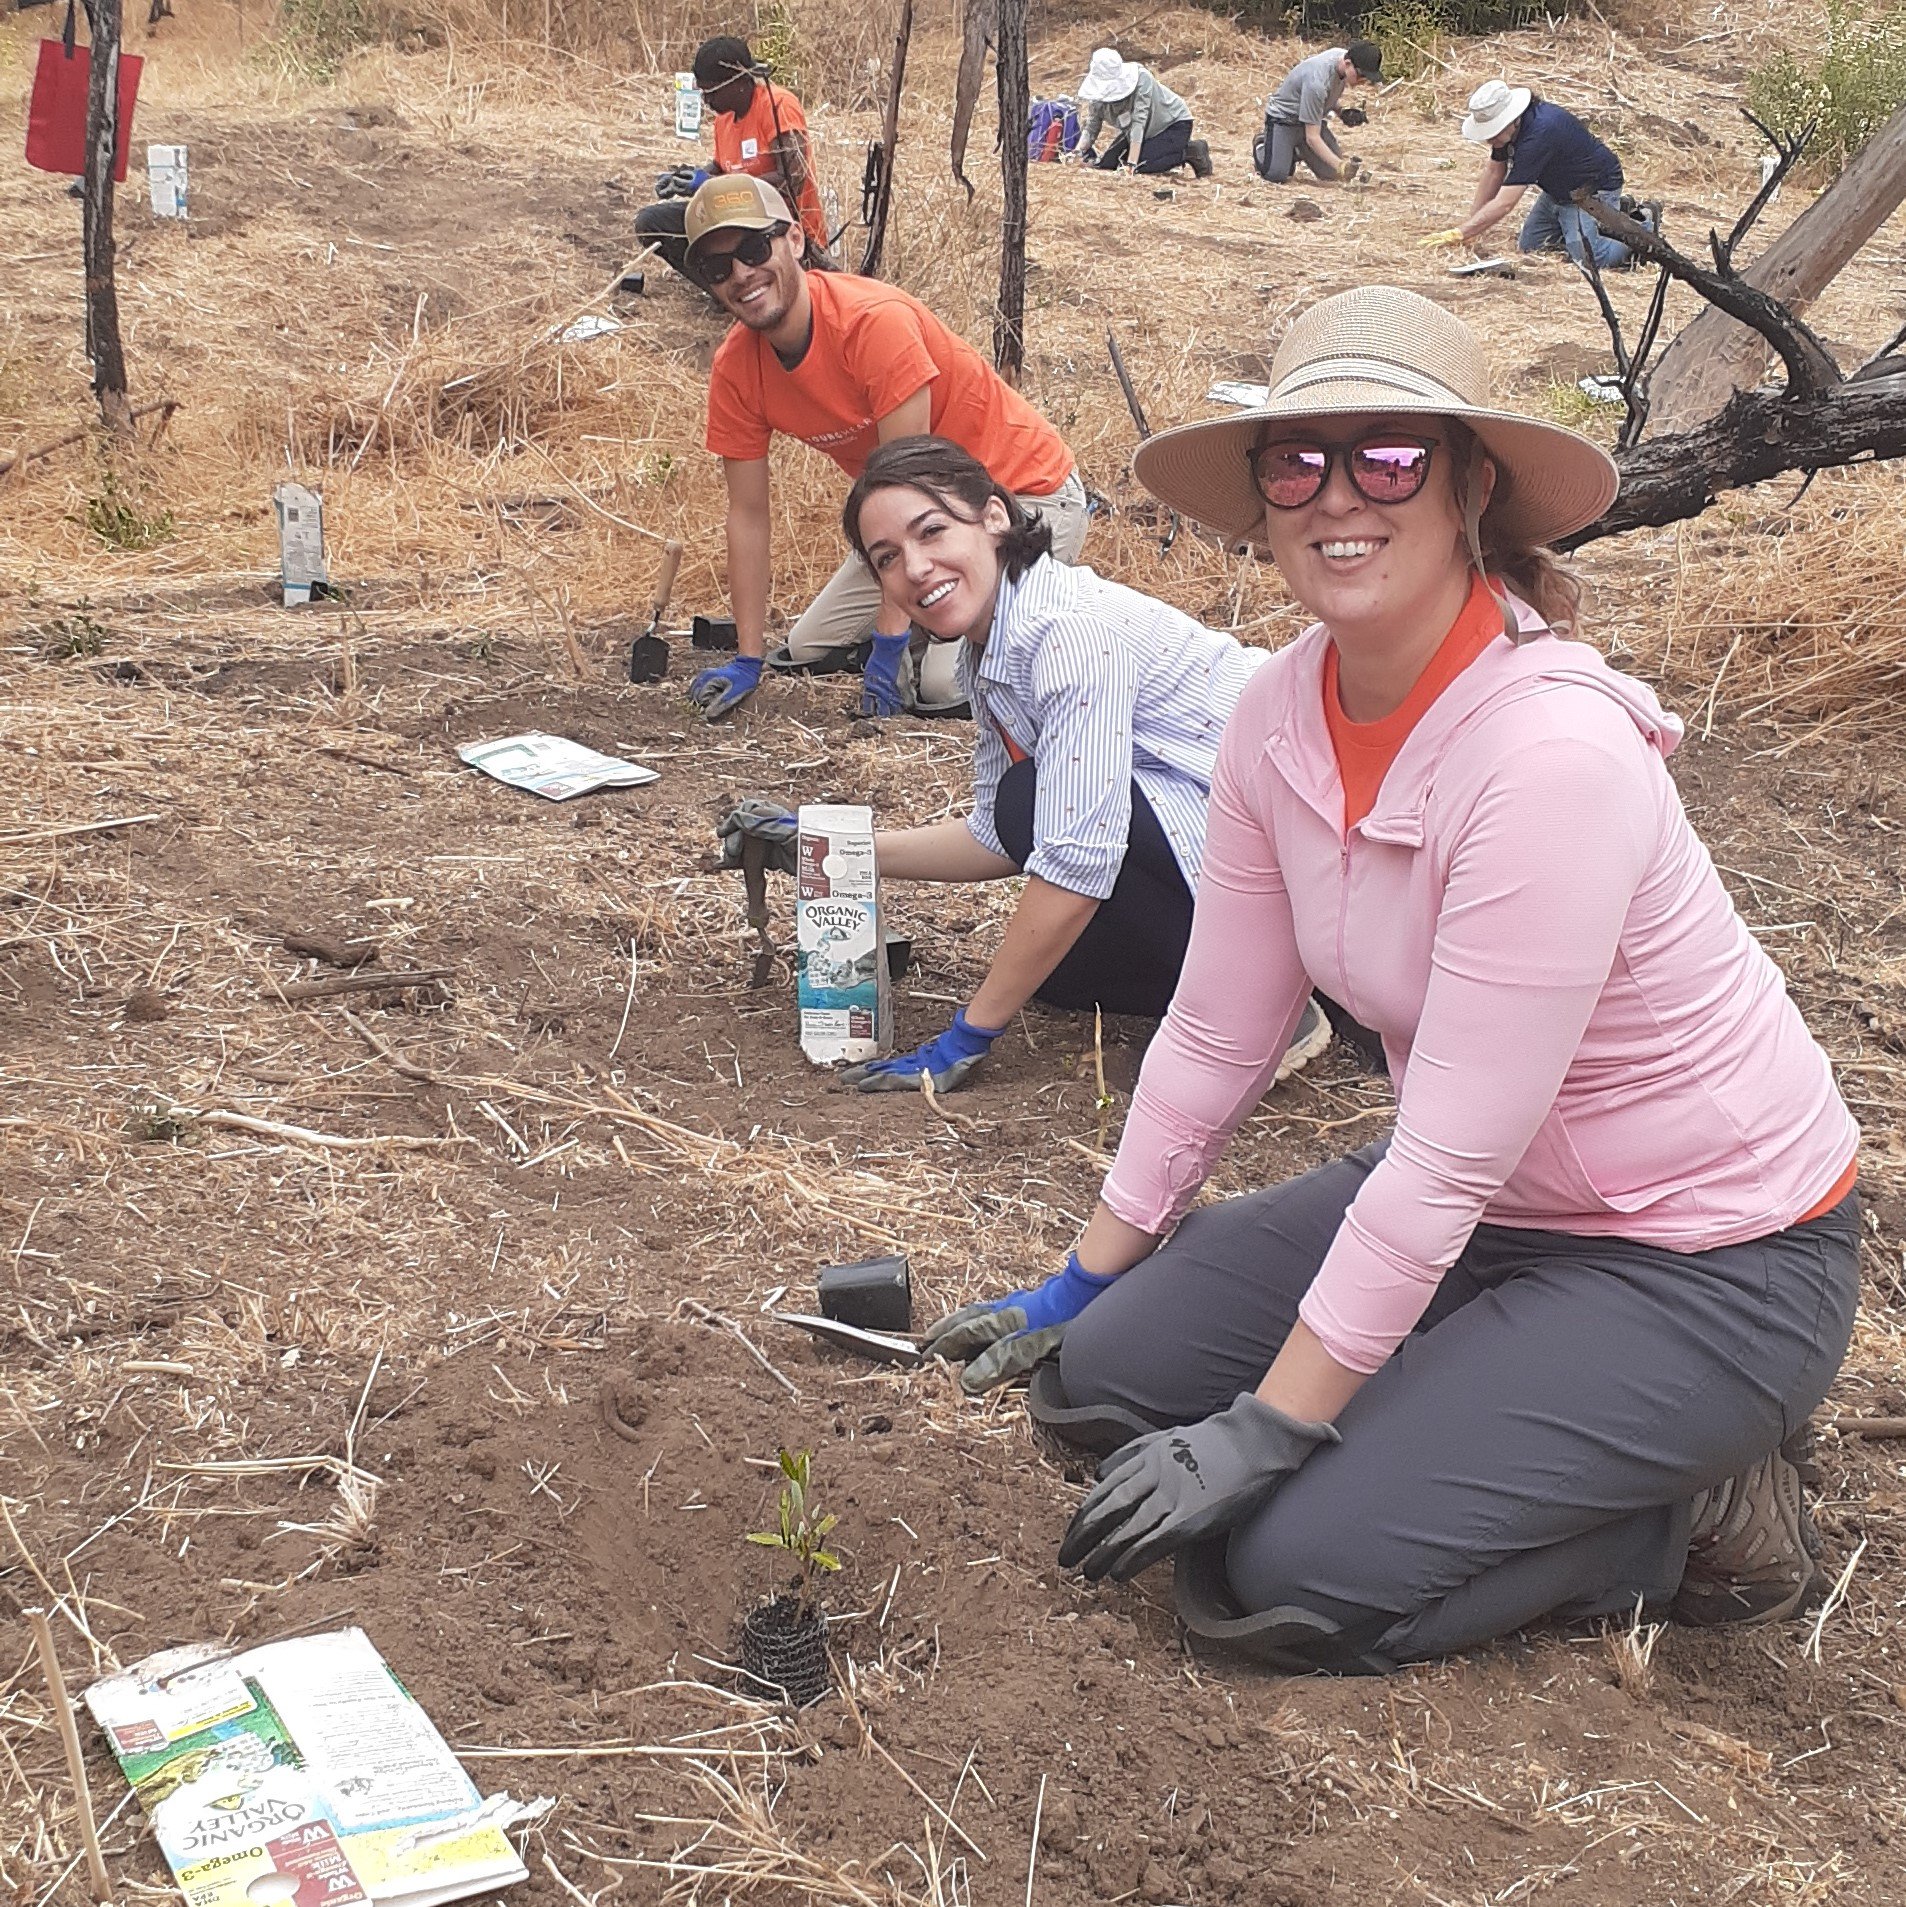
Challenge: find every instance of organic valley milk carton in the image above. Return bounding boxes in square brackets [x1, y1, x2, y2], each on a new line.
[796, 805, 891, 1064]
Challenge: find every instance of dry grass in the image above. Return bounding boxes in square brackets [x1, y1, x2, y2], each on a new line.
[6, 4, 1906, 1906]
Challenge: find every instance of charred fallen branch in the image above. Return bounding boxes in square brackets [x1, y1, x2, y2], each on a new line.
[1561, 104, 1906, 547]
[1561, 370, 1906, 549]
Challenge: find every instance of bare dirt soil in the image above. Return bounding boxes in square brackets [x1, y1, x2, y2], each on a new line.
[5, 3, 1906, 1904]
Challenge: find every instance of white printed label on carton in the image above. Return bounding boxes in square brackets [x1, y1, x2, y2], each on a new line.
[796, 805, 891, 1064]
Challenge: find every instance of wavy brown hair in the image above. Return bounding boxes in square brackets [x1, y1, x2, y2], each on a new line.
[843, 436, 1054, 581]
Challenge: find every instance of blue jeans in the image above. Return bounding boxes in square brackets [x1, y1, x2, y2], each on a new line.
[1518, 188, 1629, 271]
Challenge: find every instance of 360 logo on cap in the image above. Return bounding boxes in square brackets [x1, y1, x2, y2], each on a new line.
[684, 173, 794, 252]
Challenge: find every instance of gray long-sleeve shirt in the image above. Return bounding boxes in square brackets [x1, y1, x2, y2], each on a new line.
[1081, 68, 1191, 159]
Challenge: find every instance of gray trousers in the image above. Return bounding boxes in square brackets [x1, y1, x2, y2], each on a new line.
[1258, 116, 1342, 183]
[1059, 1144, 1859, 1667]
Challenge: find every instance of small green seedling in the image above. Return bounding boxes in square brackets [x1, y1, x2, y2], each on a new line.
[746, 1448, 841, 1610]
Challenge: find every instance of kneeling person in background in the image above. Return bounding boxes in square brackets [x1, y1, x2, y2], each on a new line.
[1077, 48, 1212, 178]
[1256, 40, 1380, 183]
[685, 178, 1086, 721]
[634, 36, 829, 279]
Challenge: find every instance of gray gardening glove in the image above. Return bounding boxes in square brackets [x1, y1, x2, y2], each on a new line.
[1058, 1392, 1339, 1582]
[923, 1252, 1118, 1393]
[716, 798, 798, 875]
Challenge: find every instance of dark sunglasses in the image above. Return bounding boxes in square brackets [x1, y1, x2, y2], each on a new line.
[695, 223, 790, 285]
[1248, 434, 1438, 510]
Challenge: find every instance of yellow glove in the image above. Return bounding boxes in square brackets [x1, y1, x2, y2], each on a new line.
[1418, 227, 1465, 249]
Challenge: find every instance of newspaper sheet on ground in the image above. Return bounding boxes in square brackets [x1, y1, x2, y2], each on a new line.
[85, 1627, 531, 1907]
[456, 731, 660, 801]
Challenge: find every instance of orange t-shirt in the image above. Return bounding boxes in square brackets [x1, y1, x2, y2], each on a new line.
[1324, 570, 1506, 832]
[705, 270, 1075, 494]
[713, 80, 826, 247]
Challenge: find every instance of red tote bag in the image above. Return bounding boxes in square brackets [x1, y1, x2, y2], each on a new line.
[25, 3, 143, 181]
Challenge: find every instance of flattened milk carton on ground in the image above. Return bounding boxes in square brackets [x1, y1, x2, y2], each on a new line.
[797, 805, 891, 1064]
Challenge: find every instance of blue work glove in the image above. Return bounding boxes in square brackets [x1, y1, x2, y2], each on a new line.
[838, 1007, 1002, 1094]
[922, 1252, 1119, 1393]
[859, 632, 910, 717]
[687, 655, 762, 720]
[1058, 1393, 1339, 1581]
[716, 798, 797, 875]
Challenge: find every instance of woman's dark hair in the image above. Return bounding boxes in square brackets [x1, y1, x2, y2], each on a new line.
[843, 436, 1053, 581]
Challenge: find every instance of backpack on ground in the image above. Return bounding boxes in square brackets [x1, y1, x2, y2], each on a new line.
[1028, 97, 1081, 162]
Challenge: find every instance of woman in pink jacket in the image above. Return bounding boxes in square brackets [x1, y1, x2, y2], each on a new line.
[925, 286, 1860, 1669]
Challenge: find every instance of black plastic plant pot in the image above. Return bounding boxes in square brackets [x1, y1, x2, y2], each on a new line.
[691, 615, 739, 652]
[739, 1594, 830, 1707]
[818, 1254, 912, 1334]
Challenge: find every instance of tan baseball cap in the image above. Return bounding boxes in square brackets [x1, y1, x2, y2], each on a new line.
[683, 174, 795, 261]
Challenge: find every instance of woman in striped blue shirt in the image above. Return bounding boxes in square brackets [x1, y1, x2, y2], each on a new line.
[820, 435, 1319, 1095]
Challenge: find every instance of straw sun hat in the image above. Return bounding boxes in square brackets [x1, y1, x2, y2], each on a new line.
[1132, 286, 1619, 551]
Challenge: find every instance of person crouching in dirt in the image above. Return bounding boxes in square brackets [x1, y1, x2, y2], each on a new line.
[680, 177, 1087, 723]
[1075, 48, 1212, 178]
[634, 36, 830, 280]
[1420, 80, 1643, 270]
[927, 286, 1862, 1669]
[715, 434, 1333, 1095]
[1255, 40, 1381, 184]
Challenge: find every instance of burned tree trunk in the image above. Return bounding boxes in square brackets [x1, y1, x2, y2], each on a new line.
[992, 0, 1028, 379]
[1562, 373, 1906, 549]
[1644, 102, 1906, 435]
[1560, 128, 1906, 548]
[82, 0, 132, 434]
[858, 0, 913, 279]
[951, 0, 994, 199]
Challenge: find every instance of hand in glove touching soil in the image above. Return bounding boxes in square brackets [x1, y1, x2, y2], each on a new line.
[839, 1009, 1002, 1094]
[1059, 1392, 1339, 1581]
[923, 1251, 1119, 1392]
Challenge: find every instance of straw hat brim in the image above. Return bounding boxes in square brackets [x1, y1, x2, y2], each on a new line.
[1131, 387, 1619, 552]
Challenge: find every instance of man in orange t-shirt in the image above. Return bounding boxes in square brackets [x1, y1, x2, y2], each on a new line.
[634, 37, 828, 280]
[680, 175, 1087, 720]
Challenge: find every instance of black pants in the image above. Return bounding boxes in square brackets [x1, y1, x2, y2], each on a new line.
[995, 759, 1192, 1018]
[1095, 118, 1193, 176]
[634, 198, 692, 277]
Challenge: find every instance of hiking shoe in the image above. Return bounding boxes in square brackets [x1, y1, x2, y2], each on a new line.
[1672, 1430, 1824, 1627]
[1186, 137, 1213, 179]
[1274, 998, 1333, 1083]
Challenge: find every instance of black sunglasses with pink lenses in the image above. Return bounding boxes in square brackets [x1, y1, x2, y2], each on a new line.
[1248, 434, 1438, 510]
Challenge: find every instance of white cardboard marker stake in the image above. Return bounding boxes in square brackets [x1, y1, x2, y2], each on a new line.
[273, 483, 329, 607]
[674, 73, 702, 139]
[148, 144, 189, 219]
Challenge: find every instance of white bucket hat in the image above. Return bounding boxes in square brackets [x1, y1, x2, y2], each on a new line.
[1462, 78, 1533, 143]
[1078, 47, 1139, 103]
[1132, 286, 1619, 552]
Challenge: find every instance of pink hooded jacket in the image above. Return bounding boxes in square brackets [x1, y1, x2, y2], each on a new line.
[1101, 602, 1858, 1375]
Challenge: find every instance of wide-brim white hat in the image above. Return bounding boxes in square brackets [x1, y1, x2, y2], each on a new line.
[1462, 79, 1533, 143]
[1132, 285, 1619, 551]
[1078, 47, 1139, 102]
